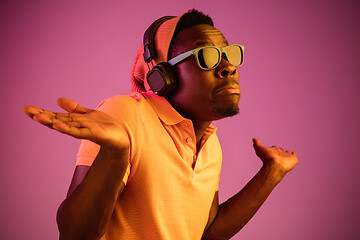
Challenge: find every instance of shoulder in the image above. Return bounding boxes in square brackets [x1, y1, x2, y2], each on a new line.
[96, 92, 146, 108]
[95, 93, 151, 118]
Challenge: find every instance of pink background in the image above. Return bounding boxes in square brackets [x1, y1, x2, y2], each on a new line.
[1, 0, 359, 239]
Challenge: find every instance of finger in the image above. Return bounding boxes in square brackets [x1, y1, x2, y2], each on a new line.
[33, 112, 55, 127]
[53, 113, 74, 123]
[53, 112, 88, 124]
[53, 122, 92, 139]
[22, 106, 43, 119]
[252, 138, 266, 157]
[252, 138, 262, 147]
[57, 98, 88, 114]
[66, 121, 83, 128]
[53, 116, 84, 128]
[42, 109, 56, 118]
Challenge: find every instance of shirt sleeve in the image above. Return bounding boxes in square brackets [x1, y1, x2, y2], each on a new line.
[75, 95, 140, 185]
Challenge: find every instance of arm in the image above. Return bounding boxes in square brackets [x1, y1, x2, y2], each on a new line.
[23, 98, 130, 240]
[202, 138, 298, 240]
[57, 147, 128, 240]
[66, 165, 91, 198]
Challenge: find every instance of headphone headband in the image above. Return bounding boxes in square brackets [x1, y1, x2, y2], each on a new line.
[143, 16, 176, 63]
[142, 15, 178, 97]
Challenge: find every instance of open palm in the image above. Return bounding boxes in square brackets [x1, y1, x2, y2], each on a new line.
[23, 98, 130, 153]
[253, 138, 298, 173]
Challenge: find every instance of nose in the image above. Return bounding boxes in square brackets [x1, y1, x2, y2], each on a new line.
[215, 57, 238, 78]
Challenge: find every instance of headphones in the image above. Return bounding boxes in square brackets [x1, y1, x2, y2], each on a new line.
[143, 16, 178, 97]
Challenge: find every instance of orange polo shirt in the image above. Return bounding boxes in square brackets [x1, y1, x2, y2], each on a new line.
[76, 92, 222, 240]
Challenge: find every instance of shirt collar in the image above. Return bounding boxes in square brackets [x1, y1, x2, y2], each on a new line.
[141, 92, 218, 134]
[142, 91, 184, 125]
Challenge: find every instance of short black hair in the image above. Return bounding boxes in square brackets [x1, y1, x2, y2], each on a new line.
[173, 9, 214, 39]
[168, 9, 214, 59]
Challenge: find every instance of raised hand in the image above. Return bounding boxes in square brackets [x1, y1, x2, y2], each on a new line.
[23, 98, 130, 154]
[252, 138, 298, 174]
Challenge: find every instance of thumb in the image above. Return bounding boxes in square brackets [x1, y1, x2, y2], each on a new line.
[252, 138, 265, 156]
[252, 138, 262, 147]
[57, 98, 88, 113]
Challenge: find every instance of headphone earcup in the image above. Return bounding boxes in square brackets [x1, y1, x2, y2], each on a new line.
[147, 62, 177, 96]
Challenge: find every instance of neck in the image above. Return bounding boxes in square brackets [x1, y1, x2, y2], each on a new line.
[193, 120, 212, 144]
[167, 99, 212, 143]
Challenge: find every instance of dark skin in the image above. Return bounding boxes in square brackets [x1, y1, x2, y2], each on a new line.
[168, 25, 241, 143]
[23, 100, 130, 239]
[23, 24, 298, 240]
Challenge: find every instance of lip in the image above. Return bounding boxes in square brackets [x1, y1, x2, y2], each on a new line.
[215, 85, 241, 95]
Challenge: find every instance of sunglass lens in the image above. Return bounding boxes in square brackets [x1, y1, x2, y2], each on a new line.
[198, 47, 220, 69]
[226, 45, 243, 66]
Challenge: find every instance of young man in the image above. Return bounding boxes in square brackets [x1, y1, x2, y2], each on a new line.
[23, 10, 298, 240]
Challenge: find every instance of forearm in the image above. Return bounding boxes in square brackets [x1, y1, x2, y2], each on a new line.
[202, 163, 286, 240]
[57, 147, 129, 240]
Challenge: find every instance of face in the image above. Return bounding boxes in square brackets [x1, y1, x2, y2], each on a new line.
[168, 24, 241, 122]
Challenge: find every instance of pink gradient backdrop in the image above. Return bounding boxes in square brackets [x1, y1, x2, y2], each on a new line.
[1, 0, 359, 239]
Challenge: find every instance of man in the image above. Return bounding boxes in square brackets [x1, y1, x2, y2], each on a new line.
[23, 9, 298, 240]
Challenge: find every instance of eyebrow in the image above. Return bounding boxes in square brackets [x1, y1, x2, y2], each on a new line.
[193, 39, 229, 49]
[193, 41, 208, 48]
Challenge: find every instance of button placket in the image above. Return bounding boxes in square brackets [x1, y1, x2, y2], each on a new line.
[182, 120, 194, 145]
[180, 120, 197, 169]
[192, 155, 197, 170]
